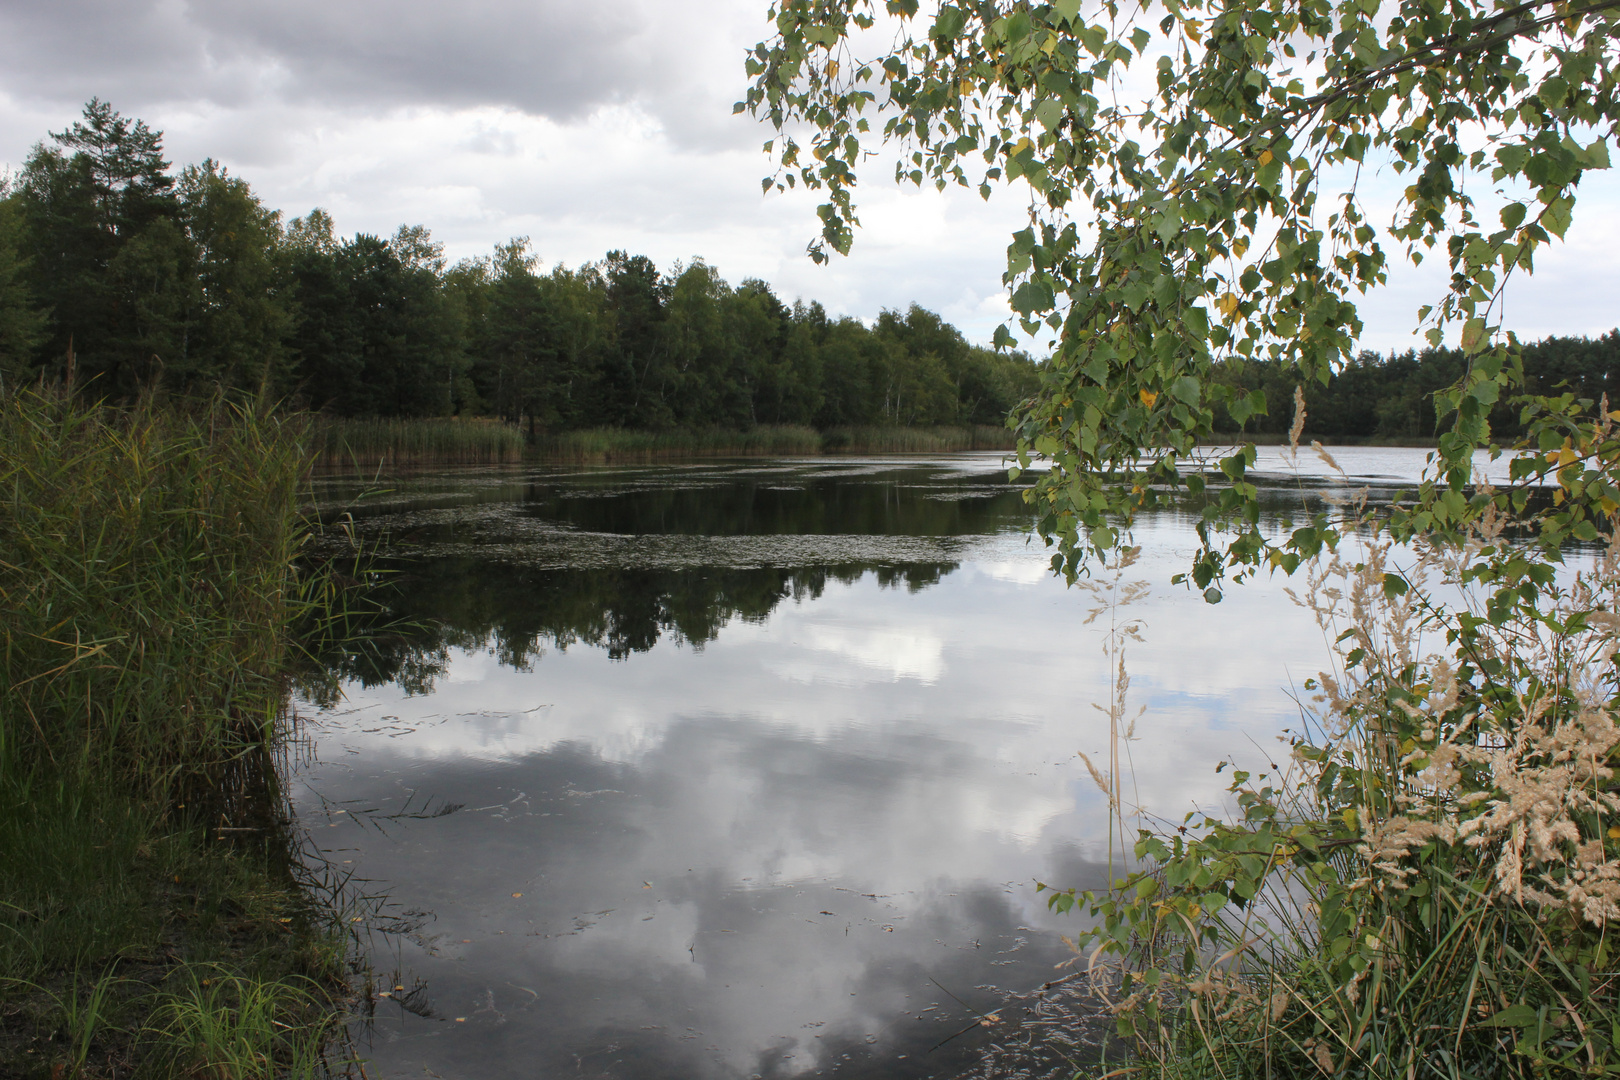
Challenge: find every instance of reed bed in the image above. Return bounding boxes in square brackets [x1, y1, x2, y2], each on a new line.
[820, 424, 1015, 452]
[0, 390, 310, 789]
[536, 422, 1016, 461]
[537, 424, 824, 461]
[315, 415, 525, 467]
[0, 388, 347, 1076]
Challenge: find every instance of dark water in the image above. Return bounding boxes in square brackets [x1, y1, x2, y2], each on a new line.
[293, 449, 1466, 1079]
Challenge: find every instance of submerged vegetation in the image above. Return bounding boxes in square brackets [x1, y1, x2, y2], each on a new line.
[0, 387, 349, 1076]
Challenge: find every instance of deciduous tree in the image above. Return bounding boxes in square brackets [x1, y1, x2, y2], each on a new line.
[745, 0, 1620, 592]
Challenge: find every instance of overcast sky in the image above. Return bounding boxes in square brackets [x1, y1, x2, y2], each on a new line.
[0, 0, 1613, 350]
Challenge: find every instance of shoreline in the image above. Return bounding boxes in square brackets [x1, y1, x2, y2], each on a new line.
[309, 419, 1447, 471]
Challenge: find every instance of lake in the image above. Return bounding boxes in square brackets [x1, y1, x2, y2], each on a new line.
[294, 446, 1498, 1080]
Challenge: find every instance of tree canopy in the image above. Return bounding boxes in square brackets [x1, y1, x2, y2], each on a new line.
[744, 0, 1620, 594]
[0, 100, 1040, 433]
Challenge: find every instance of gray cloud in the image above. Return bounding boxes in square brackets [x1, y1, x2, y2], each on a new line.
[0, 0, 707, 122]
[4, 1, 1609, 349]
[190, 0, 649, 118]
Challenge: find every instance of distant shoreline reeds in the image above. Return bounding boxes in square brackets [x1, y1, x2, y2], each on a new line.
[819, 424, 1016, 453]
[315, 415, 526, 467]
[536, 422, 1017, 462]
[308, 414, 1457, 469]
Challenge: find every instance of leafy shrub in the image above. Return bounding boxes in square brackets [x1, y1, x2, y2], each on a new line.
[1049, 496, 1620, 1077]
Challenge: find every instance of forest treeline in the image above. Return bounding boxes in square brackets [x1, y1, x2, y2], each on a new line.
[1214, 331, 1620, 441]
[1, 101, 1615, 442]
[0, 101, 1040, 432]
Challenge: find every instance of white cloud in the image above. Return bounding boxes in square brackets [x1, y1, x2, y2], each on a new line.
[1, 0, 1613, 350]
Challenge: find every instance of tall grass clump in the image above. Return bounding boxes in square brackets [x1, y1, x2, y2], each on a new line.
[0, 388, 311, 790]
[315, 415, 524, 468]
[147, 966, 332, 1080]
[1046, 498, 1620, 1077]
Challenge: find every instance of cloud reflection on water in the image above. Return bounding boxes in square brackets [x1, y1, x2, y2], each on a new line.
[296, 455, 1362, 1078]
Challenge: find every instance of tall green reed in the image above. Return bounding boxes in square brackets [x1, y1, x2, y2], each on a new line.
[0, 387, 358, 1075]
[0, 387, 309, 793]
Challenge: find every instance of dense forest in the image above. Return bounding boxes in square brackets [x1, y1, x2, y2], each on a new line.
[1, 100, 1615, 441]
[0, 101, 1040, 432]
[1212, 332, 1620, 441]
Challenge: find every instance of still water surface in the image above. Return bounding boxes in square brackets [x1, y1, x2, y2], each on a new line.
[295, 447, 1480, 1079]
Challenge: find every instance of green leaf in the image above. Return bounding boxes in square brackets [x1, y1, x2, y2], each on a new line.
[1543, 196, 1573, 239]
[1481, 1004, 1539, 1029]
[1034, 98, 1065, 133]
[933, 5, 966, 40]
